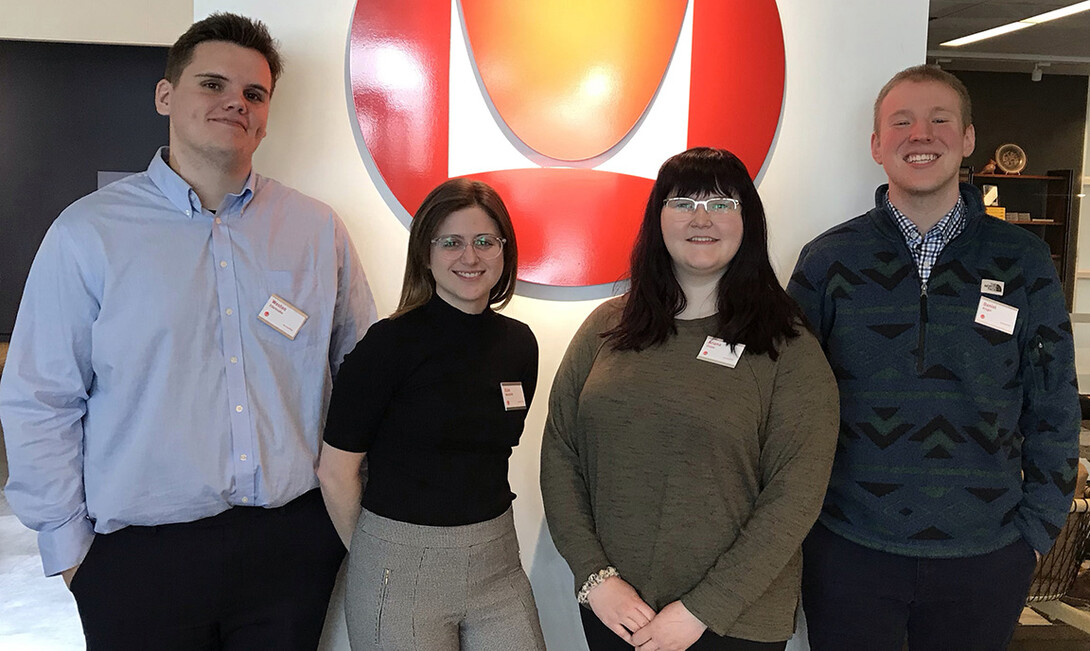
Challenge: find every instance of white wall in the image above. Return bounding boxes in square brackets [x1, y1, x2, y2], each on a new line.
[1074, 81, 1090, 314]
[0, 0, 192, 45]
[191, 1, 928, 649]
[1072, 83, 1090, 391]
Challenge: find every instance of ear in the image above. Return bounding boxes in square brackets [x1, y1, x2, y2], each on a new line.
[154, 79, 173, 117]
[961, 123, 976, 158]
[870, 131, 882, 165]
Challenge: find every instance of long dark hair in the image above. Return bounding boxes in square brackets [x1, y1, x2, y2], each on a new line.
[605, 147, 803, 359]
[393, 178, 519, 318]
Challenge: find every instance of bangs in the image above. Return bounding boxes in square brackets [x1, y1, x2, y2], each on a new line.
[661, 158, 747, 200]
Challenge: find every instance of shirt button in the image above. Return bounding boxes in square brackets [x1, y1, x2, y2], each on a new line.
[235, 405, 243, 413]
[241, 497, 248, 504]
[230, 356, 238, 364]
[225, 308, 233, 316]
[215, 217, 222, 224]
[240, 454, 247, 461]
[220, 261, 227, 268]
[185, 210, 191, 216]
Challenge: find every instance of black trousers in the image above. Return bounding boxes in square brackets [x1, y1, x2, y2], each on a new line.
[580, 604, 788, 651]
[801, 522, 1038, 651]
[70, 488, 346, 651]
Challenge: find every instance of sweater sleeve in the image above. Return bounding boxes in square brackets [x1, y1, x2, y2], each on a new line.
[680, 332, 839, 635]
[787, 242, 832, 346]
[540, 304, 616, 593]
[1014, 242, 1080, 554]
[323, 319, 398, 453]
[520, 323, 540, 409]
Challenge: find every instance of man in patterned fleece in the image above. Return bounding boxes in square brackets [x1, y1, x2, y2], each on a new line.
[788, 64, 1079, 650]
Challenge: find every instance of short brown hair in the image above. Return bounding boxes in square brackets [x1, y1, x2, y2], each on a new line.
[164, 13, 283, 90]
[393, 179, 519, 317]
[873, 65, 972, 133]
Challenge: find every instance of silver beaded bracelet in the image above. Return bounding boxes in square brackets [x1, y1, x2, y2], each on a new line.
[577, 566, 619, 604]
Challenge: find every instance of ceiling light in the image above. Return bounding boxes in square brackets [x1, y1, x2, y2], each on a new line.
[941, 22, 1032, 46]
[1024, 1, 1090, 24]
[940, 1, 1090, 47]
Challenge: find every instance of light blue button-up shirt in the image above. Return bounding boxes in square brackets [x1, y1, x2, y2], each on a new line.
[0, 148, 377, 576]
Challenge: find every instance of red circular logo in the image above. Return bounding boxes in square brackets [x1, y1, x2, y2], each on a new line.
[350, 0, 785, 287]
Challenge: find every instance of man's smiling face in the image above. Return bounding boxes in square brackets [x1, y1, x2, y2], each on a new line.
[155, 40, 273, 170]
[871, 79, 975, 204]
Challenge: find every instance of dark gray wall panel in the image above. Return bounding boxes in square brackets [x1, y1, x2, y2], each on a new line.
[0, 40, 168, 339]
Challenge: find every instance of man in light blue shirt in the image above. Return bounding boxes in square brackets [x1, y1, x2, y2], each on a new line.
[0, 13, 376, 650]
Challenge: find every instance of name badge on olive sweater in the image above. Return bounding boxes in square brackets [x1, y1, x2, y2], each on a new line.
[697, 337, 744, 368]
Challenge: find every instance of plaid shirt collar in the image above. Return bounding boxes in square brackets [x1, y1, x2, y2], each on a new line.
[885, 193, 965, 249]
[885, 192, 965, 285]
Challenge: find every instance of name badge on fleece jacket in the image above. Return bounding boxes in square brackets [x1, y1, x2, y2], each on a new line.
[975, 296, 1017, 335]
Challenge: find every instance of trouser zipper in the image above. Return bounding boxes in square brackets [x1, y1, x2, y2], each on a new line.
[375, 568, 390, 643]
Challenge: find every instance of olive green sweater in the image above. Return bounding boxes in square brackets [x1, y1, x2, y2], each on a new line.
[540, 298, 839, 641]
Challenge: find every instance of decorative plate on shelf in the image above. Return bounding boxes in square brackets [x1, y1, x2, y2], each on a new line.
[995, 143, 1027, 174]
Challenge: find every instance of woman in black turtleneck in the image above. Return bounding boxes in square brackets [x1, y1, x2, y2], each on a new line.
[317, 179, 545, 651]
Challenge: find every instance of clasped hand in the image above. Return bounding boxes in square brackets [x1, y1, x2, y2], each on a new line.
[587, 577, 706, 650]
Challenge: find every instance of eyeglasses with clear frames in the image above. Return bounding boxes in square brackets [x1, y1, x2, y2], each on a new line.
[663, 197, 742, 215]
[430, 234, 507, 260]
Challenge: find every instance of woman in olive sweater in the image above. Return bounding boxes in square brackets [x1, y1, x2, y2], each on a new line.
[541, 148, 840, 651]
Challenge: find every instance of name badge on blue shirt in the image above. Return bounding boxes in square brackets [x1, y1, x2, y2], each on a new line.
[258, 294, 308, 339]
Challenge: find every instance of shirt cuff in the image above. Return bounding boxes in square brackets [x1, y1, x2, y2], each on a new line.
[38, 514, 95, 577]
[681, 580, 745, 637]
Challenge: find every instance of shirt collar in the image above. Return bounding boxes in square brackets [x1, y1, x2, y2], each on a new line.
[885, 192, 964, 243]
[147, 146, 256, 219]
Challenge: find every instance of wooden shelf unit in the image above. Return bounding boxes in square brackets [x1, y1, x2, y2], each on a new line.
[970, 170, 1077, 310]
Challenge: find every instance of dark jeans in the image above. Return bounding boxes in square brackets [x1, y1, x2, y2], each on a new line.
[801, 522, 1038, 651]
[70, 488, 346, 651]
[580, 604, 788, 651]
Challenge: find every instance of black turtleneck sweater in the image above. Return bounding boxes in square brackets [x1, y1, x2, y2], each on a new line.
[324, 295, 538, 526]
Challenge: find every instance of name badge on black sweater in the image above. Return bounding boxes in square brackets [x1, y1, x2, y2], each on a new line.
[501, 382, 526, 410]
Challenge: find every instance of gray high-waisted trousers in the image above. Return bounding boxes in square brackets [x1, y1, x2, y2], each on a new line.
[345, 507, 546, 651]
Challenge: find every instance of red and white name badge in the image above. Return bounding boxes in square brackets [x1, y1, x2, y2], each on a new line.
[697, 336, 744, 368]
[258, 294, 309, 340]
[501, 382, 527, 411]
[974, 296, 1018, 335]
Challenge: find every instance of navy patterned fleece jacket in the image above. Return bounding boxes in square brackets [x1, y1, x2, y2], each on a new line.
[788, 183, 1079, 557]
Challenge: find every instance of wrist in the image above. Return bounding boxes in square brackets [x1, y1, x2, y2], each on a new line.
[577, 566, 619, 604]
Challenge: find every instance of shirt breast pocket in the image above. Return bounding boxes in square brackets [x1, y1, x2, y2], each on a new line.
[256, 269, 325, 350]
